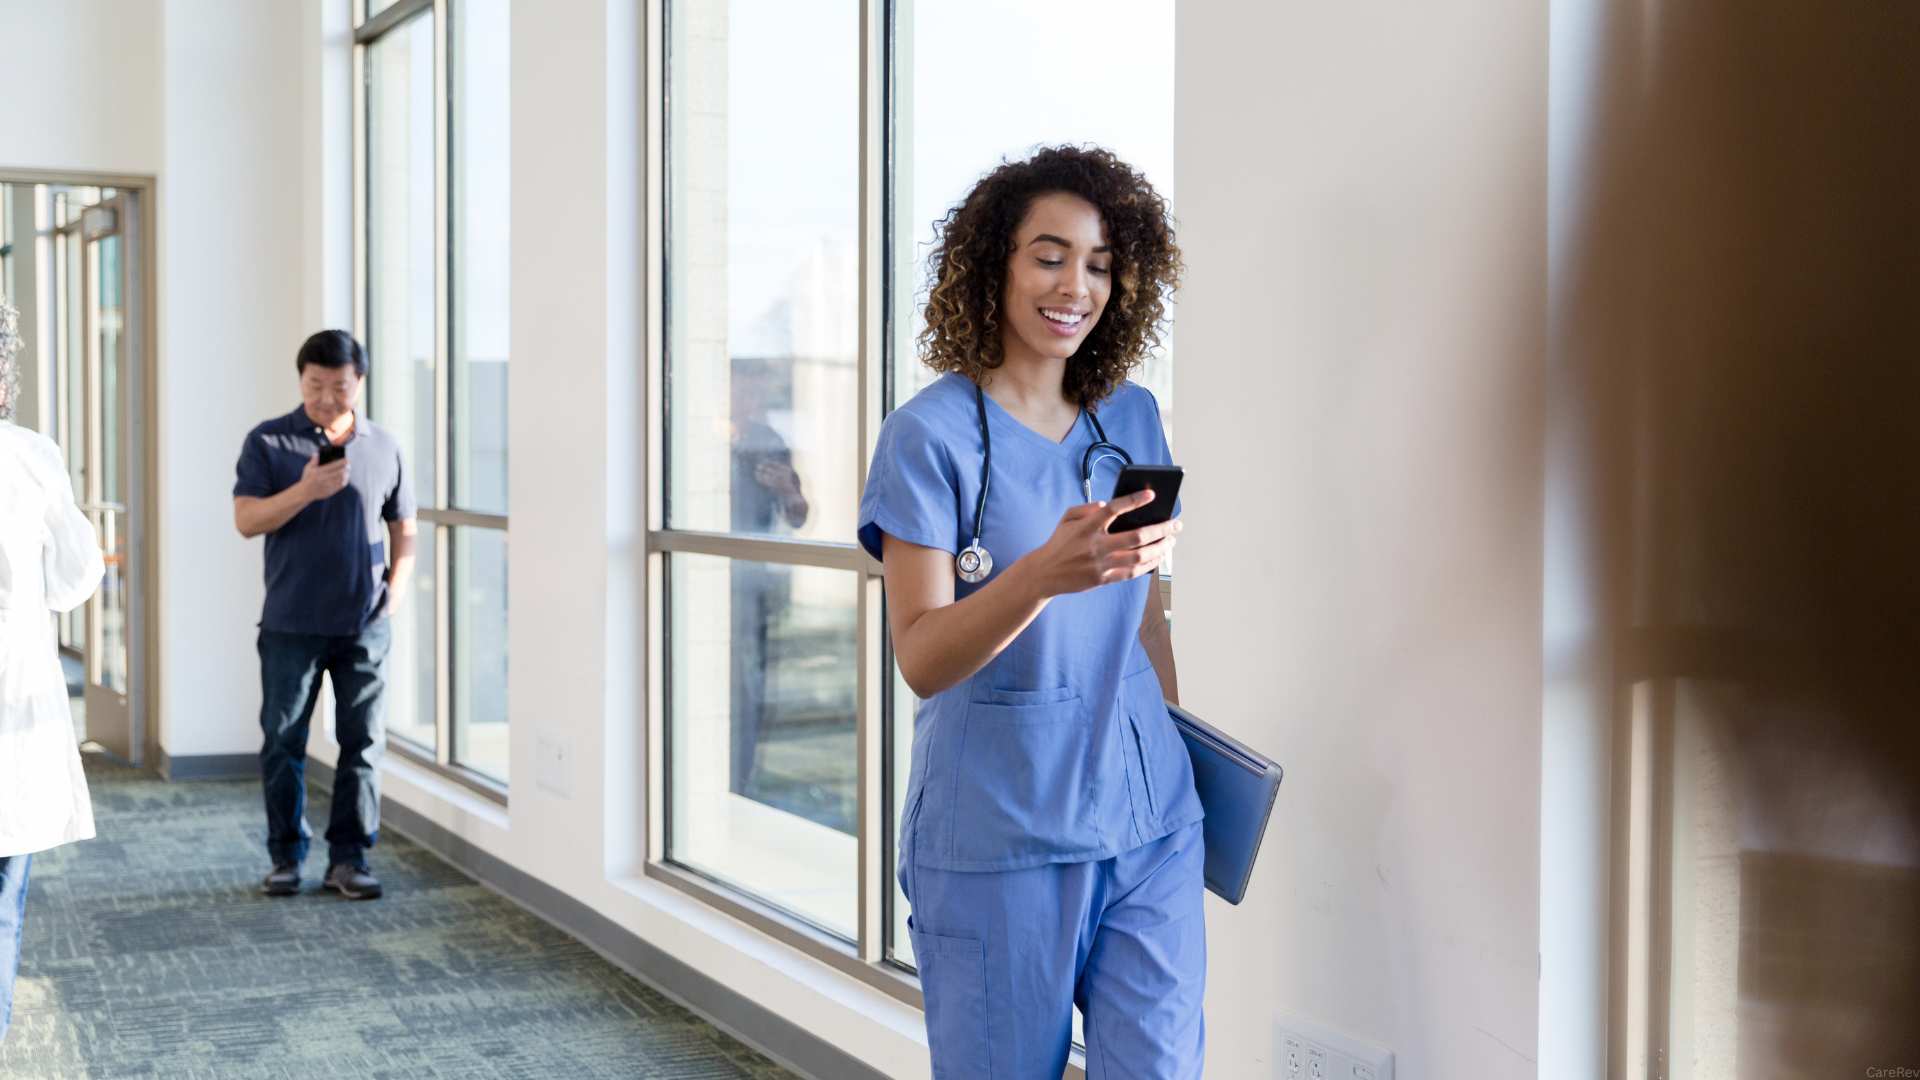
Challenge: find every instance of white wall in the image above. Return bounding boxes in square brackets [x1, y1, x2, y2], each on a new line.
[0, 0, 163, 176]
[1174, 4, 1547, 1077]
[154, 0, 310, 757]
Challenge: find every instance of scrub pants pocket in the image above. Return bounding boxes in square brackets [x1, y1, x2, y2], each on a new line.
[909, 927, 991, 1080]
[951, 694, 1090, 864]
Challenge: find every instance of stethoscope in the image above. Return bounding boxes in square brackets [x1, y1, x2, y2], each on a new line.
[956, 382, 1132, 584]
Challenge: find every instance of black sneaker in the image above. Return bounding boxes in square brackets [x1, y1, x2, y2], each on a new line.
[261, 863, 301, 897]
[324, 862, 383, 900]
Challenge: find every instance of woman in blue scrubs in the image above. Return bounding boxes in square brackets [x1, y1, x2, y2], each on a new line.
[858, 146, 1203, 1079]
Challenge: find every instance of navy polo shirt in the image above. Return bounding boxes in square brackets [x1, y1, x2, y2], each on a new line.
[233, 407, 416, 636]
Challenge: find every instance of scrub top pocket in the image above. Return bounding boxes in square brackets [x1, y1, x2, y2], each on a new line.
[1122, 665, 1199, 832]
[950, 693, 1093, 865]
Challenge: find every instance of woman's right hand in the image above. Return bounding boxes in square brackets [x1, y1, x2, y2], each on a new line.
[1016, 489, 1181, 598]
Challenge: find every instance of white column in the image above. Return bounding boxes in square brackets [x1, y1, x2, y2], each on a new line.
[1175, 3, 1548, 1076]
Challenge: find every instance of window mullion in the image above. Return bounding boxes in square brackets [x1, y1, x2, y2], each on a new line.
[432, 0, 453, 767]
[643, 0, 668, 866]
[853, 0, 889, 967]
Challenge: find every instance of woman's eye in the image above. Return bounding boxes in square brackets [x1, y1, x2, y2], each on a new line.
[1090, 265, 1111, 275]
[1038, 258, 1063, 267]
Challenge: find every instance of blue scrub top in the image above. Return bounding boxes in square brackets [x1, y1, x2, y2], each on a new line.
[859, 372, 1203, 873]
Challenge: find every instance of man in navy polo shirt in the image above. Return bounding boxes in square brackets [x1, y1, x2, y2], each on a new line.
[233, 330, 416, 900]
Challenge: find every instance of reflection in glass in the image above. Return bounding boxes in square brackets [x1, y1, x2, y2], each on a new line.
[452, 0, 509, 515]
[388, 524, 438, 752]
[452, 527, 508, 782]
[665, 0, 857, 542]
[366, 12, 438, 505]
[668, 554, 858, 938]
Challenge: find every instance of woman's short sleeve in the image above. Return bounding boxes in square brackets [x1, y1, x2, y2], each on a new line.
[858, 408, 960, 562]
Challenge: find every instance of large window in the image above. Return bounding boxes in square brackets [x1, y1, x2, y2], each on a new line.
[356, 0, 511, 792]
[653, 0, 1176, 992]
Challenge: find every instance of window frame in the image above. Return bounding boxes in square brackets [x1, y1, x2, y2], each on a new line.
[354, 0, 511, 802]
[642, 0, 1176, 1013]
[644, 0, 908, 1004]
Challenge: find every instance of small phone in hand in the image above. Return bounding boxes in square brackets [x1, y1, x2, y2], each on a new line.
[1107, 464, 1184, 533]
[318, 444, 346, 465]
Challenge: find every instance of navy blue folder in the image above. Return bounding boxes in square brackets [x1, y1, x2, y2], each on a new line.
[1168, 702, 1283, 905]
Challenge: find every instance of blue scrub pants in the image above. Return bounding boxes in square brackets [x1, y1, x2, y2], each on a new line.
[0, 854, 28, 1042]
[904, 821, 1206, 1079]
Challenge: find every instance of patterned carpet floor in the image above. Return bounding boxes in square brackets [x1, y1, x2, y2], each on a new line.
[0, 756, 797, 1079]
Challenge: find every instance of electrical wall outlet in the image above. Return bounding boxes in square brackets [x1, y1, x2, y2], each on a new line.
[1275, 1013, 1393, 1080]
[536, 735, 572, 798]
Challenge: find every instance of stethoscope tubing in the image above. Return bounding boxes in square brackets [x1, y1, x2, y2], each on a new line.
[958, 381, 1132, 582]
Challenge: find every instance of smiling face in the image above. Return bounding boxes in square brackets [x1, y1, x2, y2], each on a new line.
[299, 362, 363, 428]
[999, 191, 1112, 372]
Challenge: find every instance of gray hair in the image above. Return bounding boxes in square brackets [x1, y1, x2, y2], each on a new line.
[0, 296, 19, 421]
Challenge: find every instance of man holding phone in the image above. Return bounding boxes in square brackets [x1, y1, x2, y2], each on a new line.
[232, 330, 416, 900]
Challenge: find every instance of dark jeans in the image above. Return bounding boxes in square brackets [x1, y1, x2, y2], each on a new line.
[0, 853, 28, 1042]
[258, 619, 391, 869]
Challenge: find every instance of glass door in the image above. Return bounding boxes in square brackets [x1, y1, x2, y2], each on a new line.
[81, 200, 133, 755]
[47, 187, 141, 762]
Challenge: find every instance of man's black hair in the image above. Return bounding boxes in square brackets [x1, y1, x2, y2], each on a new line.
[296, 329, 368, 378]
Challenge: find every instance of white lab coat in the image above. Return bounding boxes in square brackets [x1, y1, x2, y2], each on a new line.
[0, 420, 103, 857]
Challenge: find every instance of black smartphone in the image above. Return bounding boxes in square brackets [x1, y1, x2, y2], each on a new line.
[1107, 464, 1184, 533]
[318, 444, 346, 465]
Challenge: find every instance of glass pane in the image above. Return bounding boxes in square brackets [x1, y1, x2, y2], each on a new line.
[452, 527, 508, 782]
[94, 234, 127, 695]
[452, 0, 509, 515]
[95, 235, 122, 505]
[891, 0, 1177, 440]
[388, 524, 439, 752]
[366, 12, 438, 508]
[667, 553, 858, 939]
[99, 512, 128, 694]
[63, 232, 83, 498]
[665, 0, 858, 543]
[366, 0, 402, 19]
[58, 233, 84, 653]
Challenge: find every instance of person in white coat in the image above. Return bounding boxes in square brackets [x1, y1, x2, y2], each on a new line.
[0, 296, 103, 1041]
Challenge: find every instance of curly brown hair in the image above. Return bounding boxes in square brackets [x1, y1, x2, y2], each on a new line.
[918, 145, 1182, 407]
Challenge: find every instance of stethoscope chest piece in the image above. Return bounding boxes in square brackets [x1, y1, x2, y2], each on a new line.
[955, 382, 1130, 585]
[955, 543, 993, 584]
